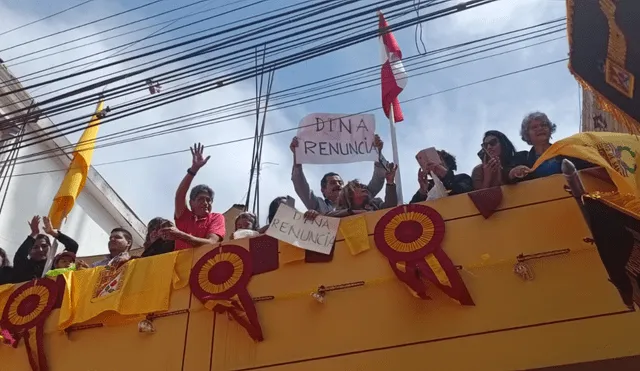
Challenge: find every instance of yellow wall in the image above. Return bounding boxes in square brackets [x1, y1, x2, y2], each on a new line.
[2, 173, 639, 371]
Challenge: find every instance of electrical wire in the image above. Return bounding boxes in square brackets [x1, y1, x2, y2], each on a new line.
[12, 28, 566, 164]
[4, 11, 562, 165]
[3, 58, 567, 179]
[0, 0, 493, 144]
[0, 0, 99, 37]
[0, 0, 167, 53]
[5, 0, 313, 98]
[0, 0, 444, 144]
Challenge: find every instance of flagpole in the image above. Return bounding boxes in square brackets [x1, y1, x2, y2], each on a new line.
[388, 105, 404, 204]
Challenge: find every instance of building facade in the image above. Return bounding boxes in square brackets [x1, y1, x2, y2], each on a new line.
[0, 63, 146, 260]
[581, 89, 631, 133]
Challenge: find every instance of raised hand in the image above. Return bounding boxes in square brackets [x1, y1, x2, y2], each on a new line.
[28, 215, 41, 237]
[289, 137, 299, 153]
[385, 163, 398, 184]
[483, 157, 500, 175]
[190, 143, 210, 172]
[373, 134, 383, 151]
[42, 216, 59, 238]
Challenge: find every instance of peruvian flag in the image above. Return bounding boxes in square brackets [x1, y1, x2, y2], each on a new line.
[379, 11, 407, 123]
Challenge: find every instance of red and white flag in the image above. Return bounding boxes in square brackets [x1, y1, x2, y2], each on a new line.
[379, 11, 407, 123]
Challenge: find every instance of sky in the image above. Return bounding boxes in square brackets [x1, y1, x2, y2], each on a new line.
[0, 0, 582, 247]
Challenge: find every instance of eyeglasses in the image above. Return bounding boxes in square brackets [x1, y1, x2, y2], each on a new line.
[482, 138, 499, 148]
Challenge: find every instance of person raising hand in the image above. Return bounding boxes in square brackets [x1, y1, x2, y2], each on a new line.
[169, 143, 225, 250]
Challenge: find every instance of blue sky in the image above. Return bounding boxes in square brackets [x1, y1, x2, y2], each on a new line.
[0, 0, 581, 231]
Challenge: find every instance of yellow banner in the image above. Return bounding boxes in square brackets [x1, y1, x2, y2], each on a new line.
[533, 132, 640, 195]
[48, 99, 104, 229]
[58, 251, 184, 329]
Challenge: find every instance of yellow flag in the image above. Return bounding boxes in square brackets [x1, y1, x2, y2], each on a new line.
[532, 132, 640, 195]
[48, 99, 104, 229]
[339, 215, 371, 255]
[58, 251, 178, 329]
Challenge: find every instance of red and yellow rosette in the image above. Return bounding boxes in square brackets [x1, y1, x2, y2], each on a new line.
[189, 245, 263, 341]
[0, 278, 59, 371]
[374, 204, 474, 305]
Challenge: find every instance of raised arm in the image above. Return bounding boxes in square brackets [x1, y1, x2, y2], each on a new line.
[366, 135, 386, 197]
[175, 143, 210, 219]
[14, 216, 40, 268]
[382, 163, 399, 208]
[290, 137, 321, 211]
[43, 216, 79, 254]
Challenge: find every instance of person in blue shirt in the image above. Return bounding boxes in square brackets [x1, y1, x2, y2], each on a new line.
[507, 112, 592, 182]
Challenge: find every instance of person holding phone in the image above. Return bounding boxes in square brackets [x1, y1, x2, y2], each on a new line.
[471, 130, 518, 190]
[411, 149, 473, 203]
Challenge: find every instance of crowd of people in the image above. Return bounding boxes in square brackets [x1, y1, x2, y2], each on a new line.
[0, 111, 592, 286]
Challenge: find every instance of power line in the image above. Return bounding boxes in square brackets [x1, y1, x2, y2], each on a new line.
[27, 0, 230, 95]
[6, 7, 559, 168]
[0, 0, 99, 37]
[0, 0, 448, 140]
[5, 0, 309, 96]
[0, 0, 167, 53]
[0, 0, 494, 149]
[5, 58, 567, 178]
[19, 22, 564, 164]
[3, 0, 247, 67]
[0, 0, 361, 104]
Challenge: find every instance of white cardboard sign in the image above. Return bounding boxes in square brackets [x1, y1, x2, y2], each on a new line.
[295, 113, 377, 164]
[265, 204, 339, 255]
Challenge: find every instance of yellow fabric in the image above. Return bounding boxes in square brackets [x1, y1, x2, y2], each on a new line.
[58, 251, 177, 329]
[425, 254, 451, 287]
[48, 100, 104, 228]
[278, 241, 304, 265]
[173, 249, 193, 289]
[532, 132, 640, 195]
[339, 215, 371, 255]
[0, 283, 14, 315]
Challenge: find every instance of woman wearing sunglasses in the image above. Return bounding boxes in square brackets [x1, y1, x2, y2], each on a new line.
[472, 130, 518, 190]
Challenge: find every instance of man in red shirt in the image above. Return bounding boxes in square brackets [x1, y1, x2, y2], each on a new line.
[160, 143, 225, 250]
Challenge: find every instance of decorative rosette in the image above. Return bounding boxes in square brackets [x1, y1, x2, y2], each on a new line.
[189, 245, 263, 341]
[0, 278, 60, 371]
[374, 204, 474, 305]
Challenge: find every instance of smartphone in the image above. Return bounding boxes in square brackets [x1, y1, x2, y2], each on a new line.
[378, 151, 390, 171]
[416, 147, 441, 171]
[285, 196, 295, 208]
[477, 148, 486, 161]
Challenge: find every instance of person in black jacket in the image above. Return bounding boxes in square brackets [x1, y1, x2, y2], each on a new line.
[0, 247, 13, 285]
[410, 150, 473, 203]
[141, 217, 175, 258]
[13, 215, 79, 283]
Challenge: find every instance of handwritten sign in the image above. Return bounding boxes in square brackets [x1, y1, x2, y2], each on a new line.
[265, 204, 339, 255]
[295, 113, 377, 164]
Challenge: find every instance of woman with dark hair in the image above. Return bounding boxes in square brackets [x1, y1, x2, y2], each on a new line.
[257, 196, 295, 233]
[472, 130, 518, 190]
[0, 247, 13, 285]
[141, 217, 176, 258]
[13, 215, 79, 283]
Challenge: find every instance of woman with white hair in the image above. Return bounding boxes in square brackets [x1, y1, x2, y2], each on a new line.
[508, 112, 591, 181]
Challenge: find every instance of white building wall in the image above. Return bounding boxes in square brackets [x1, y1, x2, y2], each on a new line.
[0, 65, 146, 260]
[0, 128, 130, 259]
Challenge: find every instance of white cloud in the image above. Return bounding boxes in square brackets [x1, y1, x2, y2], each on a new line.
[0, 0, 585, 238]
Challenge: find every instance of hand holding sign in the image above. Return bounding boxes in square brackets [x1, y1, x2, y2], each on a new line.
[266, 204, 339, 255]
[385, 163, 398, 184]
